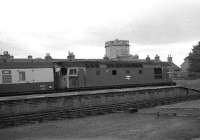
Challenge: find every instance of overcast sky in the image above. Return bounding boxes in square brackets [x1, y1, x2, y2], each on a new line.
[0, 0, 199, 66]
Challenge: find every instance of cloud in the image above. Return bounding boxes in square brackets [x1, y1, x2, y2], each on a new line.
[0, 0, 200, 65]
[130, 3, 200, 44]
[85, 1, 200, 45]
[0, 33, 26, 57]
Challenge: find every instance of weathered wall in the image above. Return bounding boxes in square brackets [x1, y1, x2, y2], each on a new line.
[0, 86, 199, 117]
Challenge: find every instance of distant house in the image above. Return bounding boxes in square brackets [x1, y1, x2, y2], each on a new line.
[166, 55, 182, 79]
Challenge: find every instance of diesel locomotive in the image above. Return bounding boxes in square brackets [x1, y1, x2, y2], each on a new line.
[0, 58, 175, 96]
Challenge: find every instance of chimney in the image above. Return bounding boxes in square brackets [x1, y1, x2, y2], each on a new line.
[155, 54, 160, 62]
[146, 55, 150, 61]
[167, 55, 173, 63]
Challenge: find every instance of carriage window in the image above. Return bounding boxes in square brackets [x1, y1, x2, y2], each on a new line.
[154, 68, 162, 79]
[2, 70, 12, 83]
[96, 70, 101, 75]
[112, 70, 117, 75]
[19, 71, 26, 81]
[61, 68, 67, 75]
[69, 68, 77, 75]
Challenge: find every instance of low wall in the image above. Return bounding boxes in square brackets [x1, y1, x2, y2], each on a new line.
[0, 86, 200, 117]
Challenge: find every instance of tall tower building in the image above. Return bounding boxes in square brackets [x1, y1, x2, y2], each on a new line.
[105, 39, 130, 59]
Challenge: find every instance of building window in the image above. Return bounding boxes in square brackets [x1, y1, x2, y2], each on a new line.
[19, 71, 26, 81]
[138, 70, 142, 74]
[112, 70, 117, 75]
[154, 68, 162, 79]
[69, 68, 77, 75]
[2, 70, 12, 83]
[125, 70, 130, 74]
[96, 70, 101, 75]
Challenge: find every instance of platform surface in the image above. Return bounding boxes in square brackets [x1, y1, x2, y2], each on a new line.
[0, 86, 179, 101]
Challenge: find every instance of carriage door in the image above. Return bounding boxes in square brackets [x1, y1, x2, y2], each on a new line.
[68, 68, 79, 88]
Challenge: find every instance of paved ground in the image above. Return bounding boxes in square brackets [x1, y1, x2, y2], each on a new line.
[1, 100, 200, 140]
[175, 79, 200, 90]
[159, 100, 200, 108]
[140, 100, 200, 115]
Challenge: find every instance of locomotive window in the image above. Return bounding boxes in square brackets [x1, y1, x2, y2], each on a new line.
[154, 68, 162, 74]
[69, 68, 77, 75]
[96, 70, 101, 75]
[138, 70, 142, 74]
[154, 68, 162, 79]
[112, 70, 117, 75]
[61, 68, 67, 75]
[125, 70, 130, 74]
[19, 71, 26, 81]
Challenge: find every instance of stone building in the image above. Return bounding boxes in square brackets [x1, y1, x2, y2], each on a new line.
[166, 55, 182, 79]
[105, 39, 130, 59]
[104, 39, 139, 60]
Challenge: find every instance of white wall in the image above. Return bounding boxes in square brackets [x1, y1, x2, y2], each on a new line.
[0, 68, 54, 84]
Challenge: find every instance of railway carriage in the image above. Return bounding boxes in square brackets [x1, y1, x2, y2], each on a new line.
[0, 61, 54, 95]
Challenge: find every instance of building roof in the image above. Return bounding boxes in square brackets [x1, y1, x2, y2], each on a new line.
[0, 61, 53, 69]
[168, 62, 181, 72]
[105, 39, 129, 48]
[55, 60, 142, 68]
[0, 55, 170, 69]
[55, 59, 170, 68]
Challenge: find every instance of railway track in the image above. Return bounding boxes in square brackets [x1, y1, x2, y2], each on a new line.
[0, 94, 199, 129]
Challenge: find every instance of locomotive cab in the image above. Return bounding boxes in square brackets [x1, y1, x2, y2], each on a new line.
[55, 66, 86, 89]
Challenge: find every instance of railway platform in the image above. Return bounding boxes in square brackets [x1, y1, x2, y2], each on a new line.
[0, 86, 200, 128]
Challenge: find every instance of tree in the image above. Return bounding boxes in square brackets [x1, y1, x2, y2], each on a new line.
[188, 41, 200, 73]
